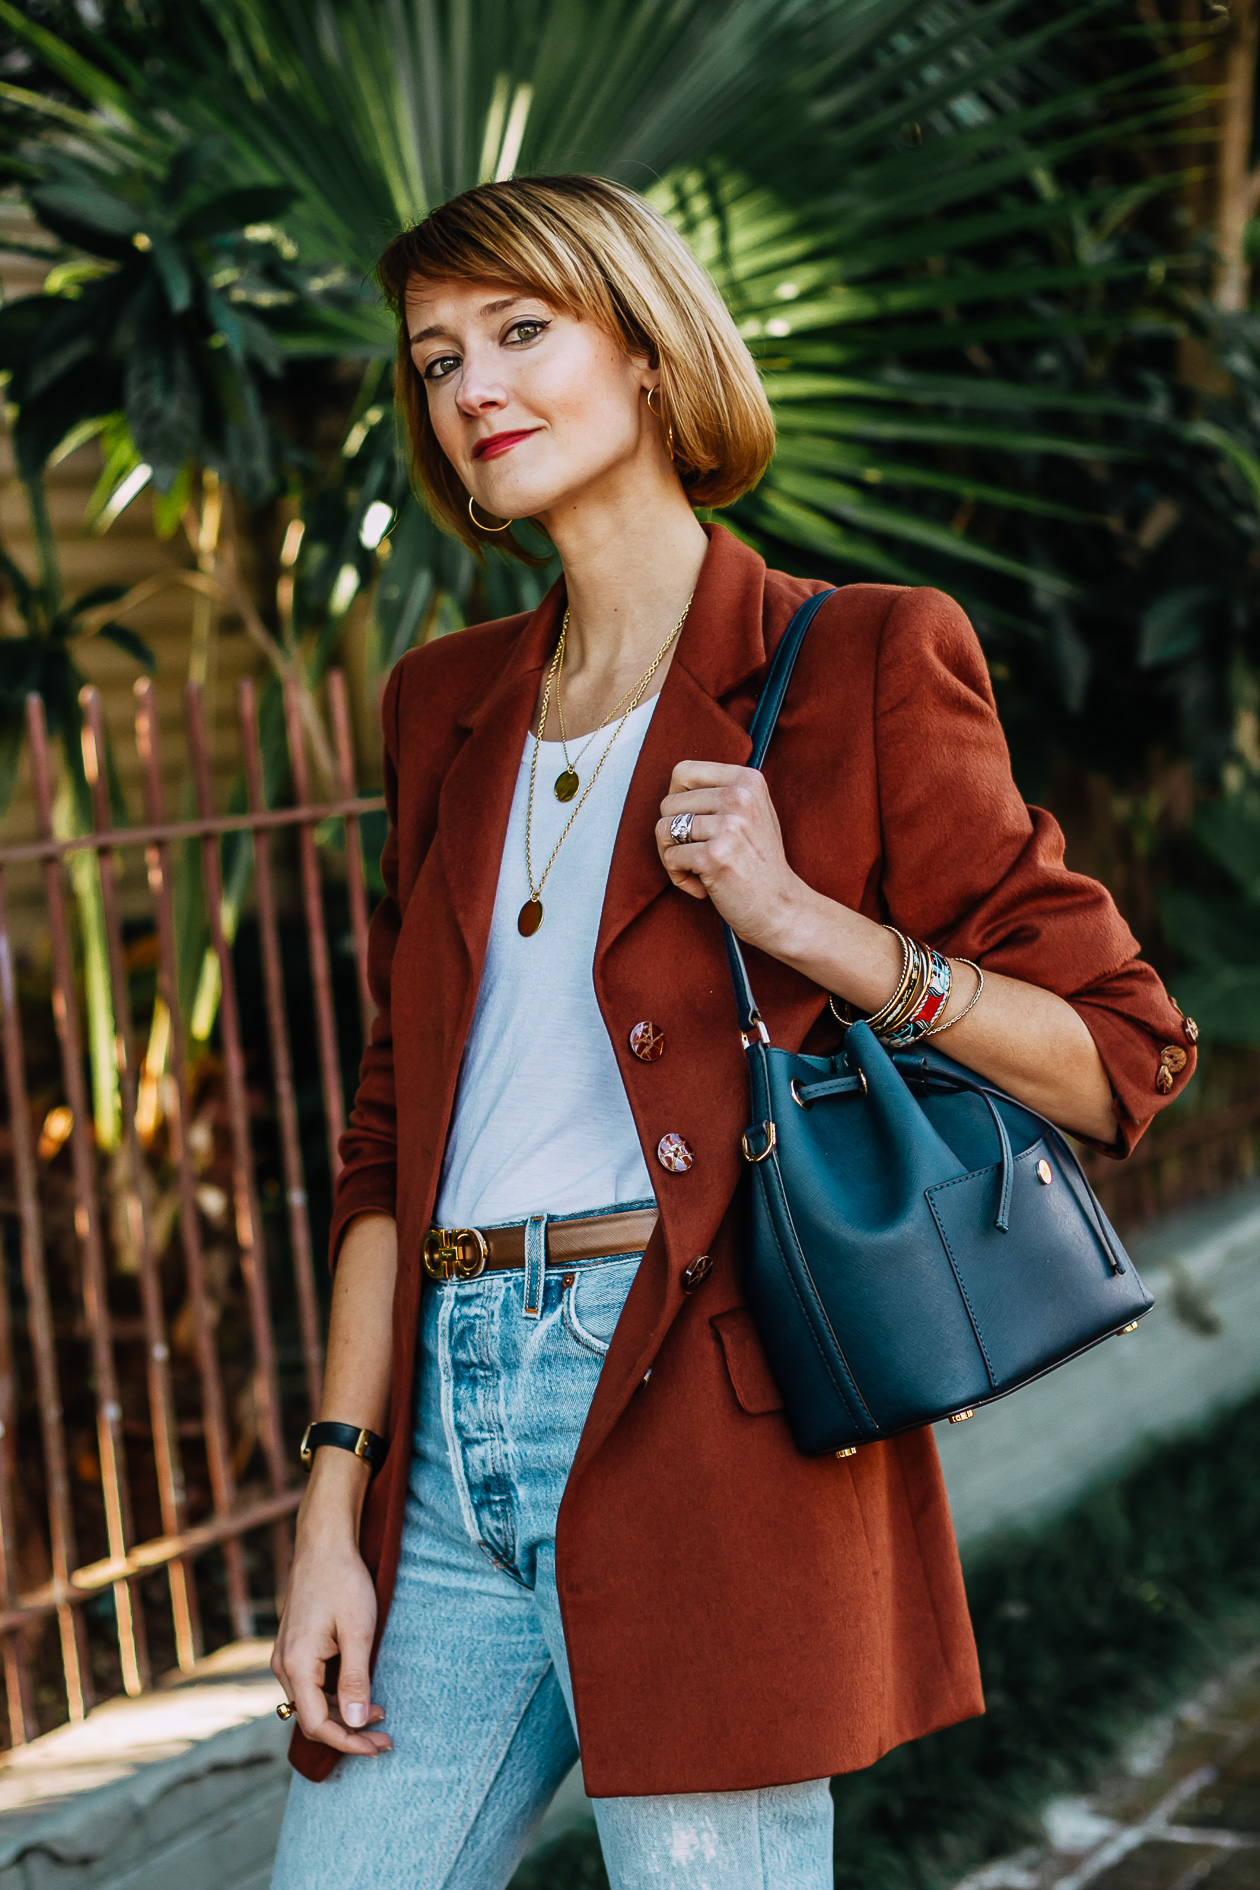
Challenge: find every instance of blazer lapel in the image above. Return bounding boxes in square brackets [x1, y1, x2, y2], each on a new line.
[573, 529, 785, 1479]
[596, 525, 773, 969]
[436, 583, 565, 975]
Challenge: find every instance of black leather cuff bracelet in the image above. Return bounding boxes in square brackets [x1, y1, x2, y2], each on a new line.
[299, 1421, 388, 1476]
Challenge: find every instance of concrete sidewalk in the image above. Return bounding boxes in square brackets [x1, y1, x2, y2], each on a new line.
[956, 1647, 1260, 1890]
[0, 1641, 288, 1890]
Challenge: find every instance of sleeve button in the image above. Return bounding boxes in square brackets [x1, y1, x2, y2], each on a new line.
[1171, 999, 1199, 1043]
[1156, 1043, 1188, 1091]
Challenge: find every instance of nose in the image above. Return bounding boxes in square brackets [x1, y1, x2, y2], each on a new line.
[454, 343, 508, 420]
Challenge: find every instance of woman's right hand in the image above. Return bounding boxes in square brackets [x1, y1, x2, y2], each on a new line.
[271, 1451, 392, 1756]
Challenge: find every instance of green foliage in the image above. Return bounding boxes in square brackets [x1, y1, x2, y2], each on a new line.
[512, 1388, 1260, 1890]
[0, 0, 1209, 621]
[5, 0, 1259, 1035]
[1159, 782, 1260, 1045]
[0, 136, 317, 500]
[0, 494, 153, 815]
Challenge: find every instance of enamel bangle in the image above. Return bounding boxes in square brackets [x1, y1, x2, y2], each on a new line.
[923, 958, 984, 1037]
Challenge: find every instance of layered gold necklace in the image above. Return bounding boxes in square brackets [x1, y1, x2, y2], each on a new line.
[517, 597, 692, 938]
[552, 618, 657, 801]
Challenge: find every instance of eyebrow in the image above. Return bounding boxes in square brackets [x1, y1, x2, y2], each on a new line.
[407, 293, 539, 347]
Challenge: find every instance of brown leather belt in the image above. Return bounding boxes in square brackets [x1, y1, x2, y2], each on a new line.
[422, 1208, 658, 1281]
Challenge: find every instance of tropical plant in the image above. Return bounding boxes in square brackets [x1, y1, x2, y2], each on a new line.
[0, 0, 1208, 639]
[0, 141, 300, 505]
[9, 0, 1260, 1065]
[1161, 778, 1260, 1045]
[0, 488, 157, 1146]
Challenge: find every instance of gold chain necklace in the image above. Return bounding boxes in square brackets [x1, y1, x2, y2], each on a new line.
[518, 596, 692, 937]
[552, 611, 656, 802]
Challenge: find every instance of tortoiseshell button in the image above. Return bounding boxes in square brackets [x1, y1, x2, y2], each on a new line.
[657, 1133, 694, 1174]
[1160, 1044, 1188, 1074]
[681, 1253, 712, 1291]
[629, 1021, 665, 1062]
[1155, 1065, 1175, 1094]
[1171, 999, 1200, 1044]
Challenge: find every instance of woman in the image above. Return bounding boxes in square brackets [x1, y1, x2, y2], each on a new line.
[270, 175, 1195, 1890]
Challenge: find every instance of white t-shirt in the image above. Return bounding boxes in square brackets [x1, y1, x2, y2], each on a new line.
[433, 694, 658, 1227]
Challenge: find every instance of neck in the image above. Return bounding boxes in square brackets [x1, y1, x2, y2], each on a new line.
[539, 471, 709, 690]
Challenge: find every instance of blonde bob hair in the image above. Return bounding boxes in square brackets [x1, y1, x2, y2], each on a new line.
[377, 174, 775, 556]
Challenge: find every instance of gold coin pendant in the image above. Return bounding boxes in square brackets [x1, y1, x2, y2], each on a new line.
[554, 767, 579, 803]
[517, 898, 544, 938]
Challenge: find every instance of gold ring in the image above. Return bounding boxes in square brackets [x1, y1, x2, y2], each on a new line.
[276, 1700, 296, 1722]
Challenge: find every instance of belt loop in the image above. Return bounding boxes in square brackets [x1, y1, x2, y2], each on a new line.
[523, 1214, 548, 1318]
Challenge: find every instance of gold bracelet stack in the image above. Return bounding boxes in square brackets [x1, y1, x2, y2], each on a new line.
[863, 927, 914, 1035]
[829, 926, 985, 1046]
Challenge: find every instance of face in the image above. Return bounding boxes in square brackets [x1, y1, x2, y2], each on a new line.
[405, 277, 663, 525]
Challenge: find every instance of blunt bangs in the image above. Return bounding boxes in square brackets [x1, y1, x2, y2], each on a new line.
[377, 174, 776, 557]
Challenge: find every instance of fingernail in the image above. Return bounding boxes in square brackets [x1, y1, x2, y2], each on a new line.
[345, 1702, 367, 1727]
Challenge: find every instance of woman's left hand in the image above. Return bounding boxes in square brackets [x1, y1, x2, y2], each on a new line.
[657, 760, 802, 954]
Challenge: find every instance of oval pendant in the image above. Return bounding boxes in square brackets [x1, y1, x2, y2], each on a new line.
[554, 767, 579, 803]
[517, 898, 544, 937]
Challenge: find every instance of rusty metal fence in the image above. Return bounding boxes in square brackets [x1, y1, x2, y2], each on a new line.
[0, 669, 381, 1748]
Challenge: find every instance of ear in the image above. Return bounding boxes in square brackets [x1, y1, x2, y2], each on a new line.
[624, 341, 657, 383]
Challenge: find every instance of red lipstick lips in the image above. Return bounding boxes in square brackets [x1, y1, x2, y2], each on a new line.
[472, 429, 537, 460]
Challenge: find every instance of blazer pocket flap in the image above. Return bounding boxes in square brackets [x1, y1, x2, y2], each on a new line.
[711, 1307, 785, 1416]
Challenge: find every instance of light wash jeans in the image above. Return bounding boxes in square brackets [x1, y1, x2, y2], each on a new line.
[271, 1202, 834, 1889]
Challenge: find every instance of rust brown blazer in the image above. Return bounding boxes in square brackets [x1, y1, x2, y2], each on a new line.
[289, 524, 1195, 1796]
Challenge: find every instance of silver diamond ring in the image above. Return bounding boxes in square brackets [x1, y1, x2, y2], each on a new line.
[669, 812, 695, 845]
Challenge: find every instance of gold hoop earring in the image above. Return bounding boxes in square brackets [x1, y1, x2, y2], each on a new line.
[646, 387, 674, 461]
[468, 495, 513, 533]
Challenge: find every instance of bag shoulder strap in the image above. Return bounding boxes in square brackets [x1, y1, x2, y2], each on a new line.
[724, 588, 836, 1036]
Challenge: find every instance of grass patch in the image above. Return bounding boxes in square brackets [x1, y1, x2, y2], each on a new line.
[512, 1389, 1260, 1890]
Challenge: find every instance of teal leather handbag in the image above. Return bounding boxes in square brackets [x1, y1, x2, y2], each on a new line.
[727, 592, 1153, 1456]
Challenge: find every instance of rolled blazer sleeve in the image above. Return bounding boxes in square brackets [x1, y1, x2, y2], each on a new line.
[328, 663, 403, 1264]
[871, 587, 1195, 1154]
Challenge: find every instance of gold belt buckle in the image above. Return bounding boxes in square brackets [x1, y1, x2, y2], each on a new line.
[423, 1226, 489, 1280]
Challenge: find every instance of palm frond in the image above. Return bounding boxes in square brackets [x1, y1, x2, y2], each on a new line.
[4, 0, 1210, 658]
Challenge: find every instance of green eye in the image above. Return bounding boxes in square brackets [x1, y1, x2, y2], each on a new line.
[423, 354, 459, 381]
